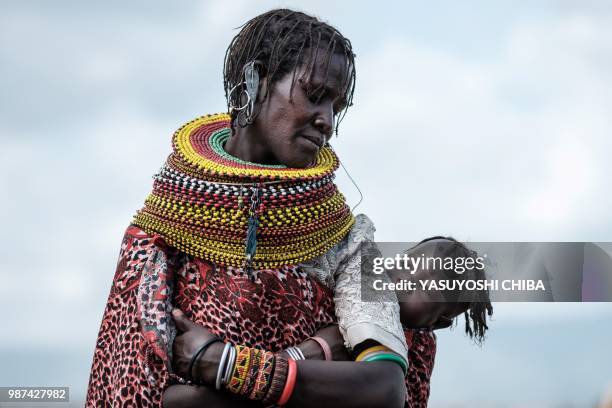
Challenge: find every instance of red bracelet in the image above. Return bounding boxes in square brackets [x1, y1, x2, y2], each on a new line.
[277, 358, 297, 406]
[309, 336, 332, 361]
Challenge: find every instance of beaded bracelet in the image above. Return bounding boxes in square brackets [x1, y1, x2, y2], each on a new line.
[242, 347, 262, 397]
[262, 355, 288, 405]
[227, 345, 251, 394]
[249, 349, 275, 400]
[214, 343, 302, 406]
[221, 345, 280, 403]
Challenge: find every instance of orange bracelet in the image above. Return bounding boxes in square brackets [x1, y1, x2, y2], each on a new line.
[277, 358, 298, 406]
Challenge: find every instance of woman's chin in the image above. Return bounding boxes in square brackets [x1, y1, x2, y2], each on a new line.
[281, 153, 317, 168]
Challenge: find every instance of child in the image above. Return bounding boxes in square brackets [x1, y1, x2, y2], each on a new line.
[392, 236, 493, 339]
[379, 236, 494, 407]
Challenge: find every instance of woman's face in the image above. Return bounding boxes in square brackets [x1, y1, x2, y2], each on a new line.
[247, 52, 349, 168]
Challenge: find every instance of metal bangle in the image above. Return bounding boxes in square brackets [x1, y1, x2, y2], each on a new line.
[285, 347, 298, 360]
[215, 342, 232, 390]
[188, 337, 222, 383]
[222, 346, 236, 387]
[293, 346, 306, 360]
[286, 346, 305, 361]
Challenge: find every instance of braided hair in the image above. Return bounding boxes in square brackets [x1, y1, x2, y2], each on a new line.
[223, 9, 356, 132]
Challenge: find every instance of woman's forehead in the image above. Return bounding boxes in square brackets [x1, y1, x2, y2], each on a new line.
[298, 53, 351, 89]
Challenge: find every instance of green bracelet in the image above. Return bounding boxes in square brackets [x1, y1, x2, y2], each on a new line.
[364, 353, 408, 376]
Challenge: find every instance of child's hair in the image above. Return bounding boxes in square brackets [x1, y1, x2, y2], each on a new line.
[416, 236, 494, 343]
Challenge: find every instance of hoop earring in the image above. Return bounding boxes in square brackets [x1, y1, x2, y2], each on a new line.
[228, 83, 251, 113]
[228, 61, 259, 126]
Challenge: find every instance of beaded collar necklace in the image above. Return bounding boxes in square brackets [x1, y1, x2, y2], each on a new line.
[133, 113, 355, 273]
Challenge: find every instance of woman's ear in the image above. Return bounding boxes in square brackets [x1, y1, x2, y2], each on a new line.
[256, 76, 268, 103]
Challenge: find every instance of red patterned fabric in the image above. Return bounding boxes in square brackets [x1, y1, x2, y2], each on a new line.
[86, 226, 437, 407]
[404, 329, 437, 408]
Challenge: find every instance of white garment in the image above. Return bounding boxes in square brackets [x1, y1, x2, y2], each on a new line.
[300, 214, 409, 364]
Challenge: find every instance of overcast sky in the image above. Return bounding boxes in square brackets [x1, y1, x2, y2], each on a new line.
[1, 1, 611, 406]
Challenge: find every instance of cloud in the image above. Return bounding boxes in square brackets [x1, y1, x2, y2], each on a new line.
[491, 302, 612, 324]
[336, 11, 612, 242]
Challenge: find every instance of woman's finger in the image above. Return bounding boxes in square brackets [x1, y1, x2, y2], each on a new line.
[172, 308, 193, 332]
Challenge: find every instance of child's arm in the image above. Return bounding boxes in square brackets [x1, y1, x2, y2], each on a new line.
[332, 215, 409, 364]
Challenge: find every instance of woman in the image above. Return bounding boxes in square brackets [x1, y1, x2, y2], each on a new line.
[86, 9, 441, 407]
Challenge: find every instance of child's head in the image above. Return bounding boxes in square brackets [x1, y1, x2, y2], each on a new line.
[392, 236, 493, 342]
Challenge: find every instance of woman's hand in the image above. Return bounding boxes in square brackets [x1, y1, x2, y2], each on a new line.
[171, 308, 223, 384]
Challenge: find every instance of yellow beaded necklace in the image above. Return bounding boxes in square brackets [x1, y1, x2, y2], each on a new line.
[133, 113, 355, 270]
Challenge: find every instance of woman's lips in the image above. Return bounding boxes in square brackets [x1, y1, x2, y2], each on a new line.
[300, 133, 324, 148]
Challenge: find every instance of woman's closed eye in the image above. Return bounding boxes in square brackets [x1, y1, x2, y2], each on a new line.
[333, 98, 347, 115]
[304, 86, 346, 116]
[303, 84, 324, 104]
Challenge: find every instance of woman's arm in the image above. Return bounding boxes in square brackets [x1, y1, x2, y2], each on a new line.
[285, 360, 406, 408]
[87, 227, 175, 407]
[163, 384, 256, 408]
[163, 324, 351, 408]
[162, 311, 352, 408]
[163, 359, 405, 408]
[165, 309, 406, 408]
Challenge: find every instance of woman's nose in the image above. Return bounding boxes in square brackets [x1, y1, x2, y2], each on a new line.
[313, 107, 334, 138]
